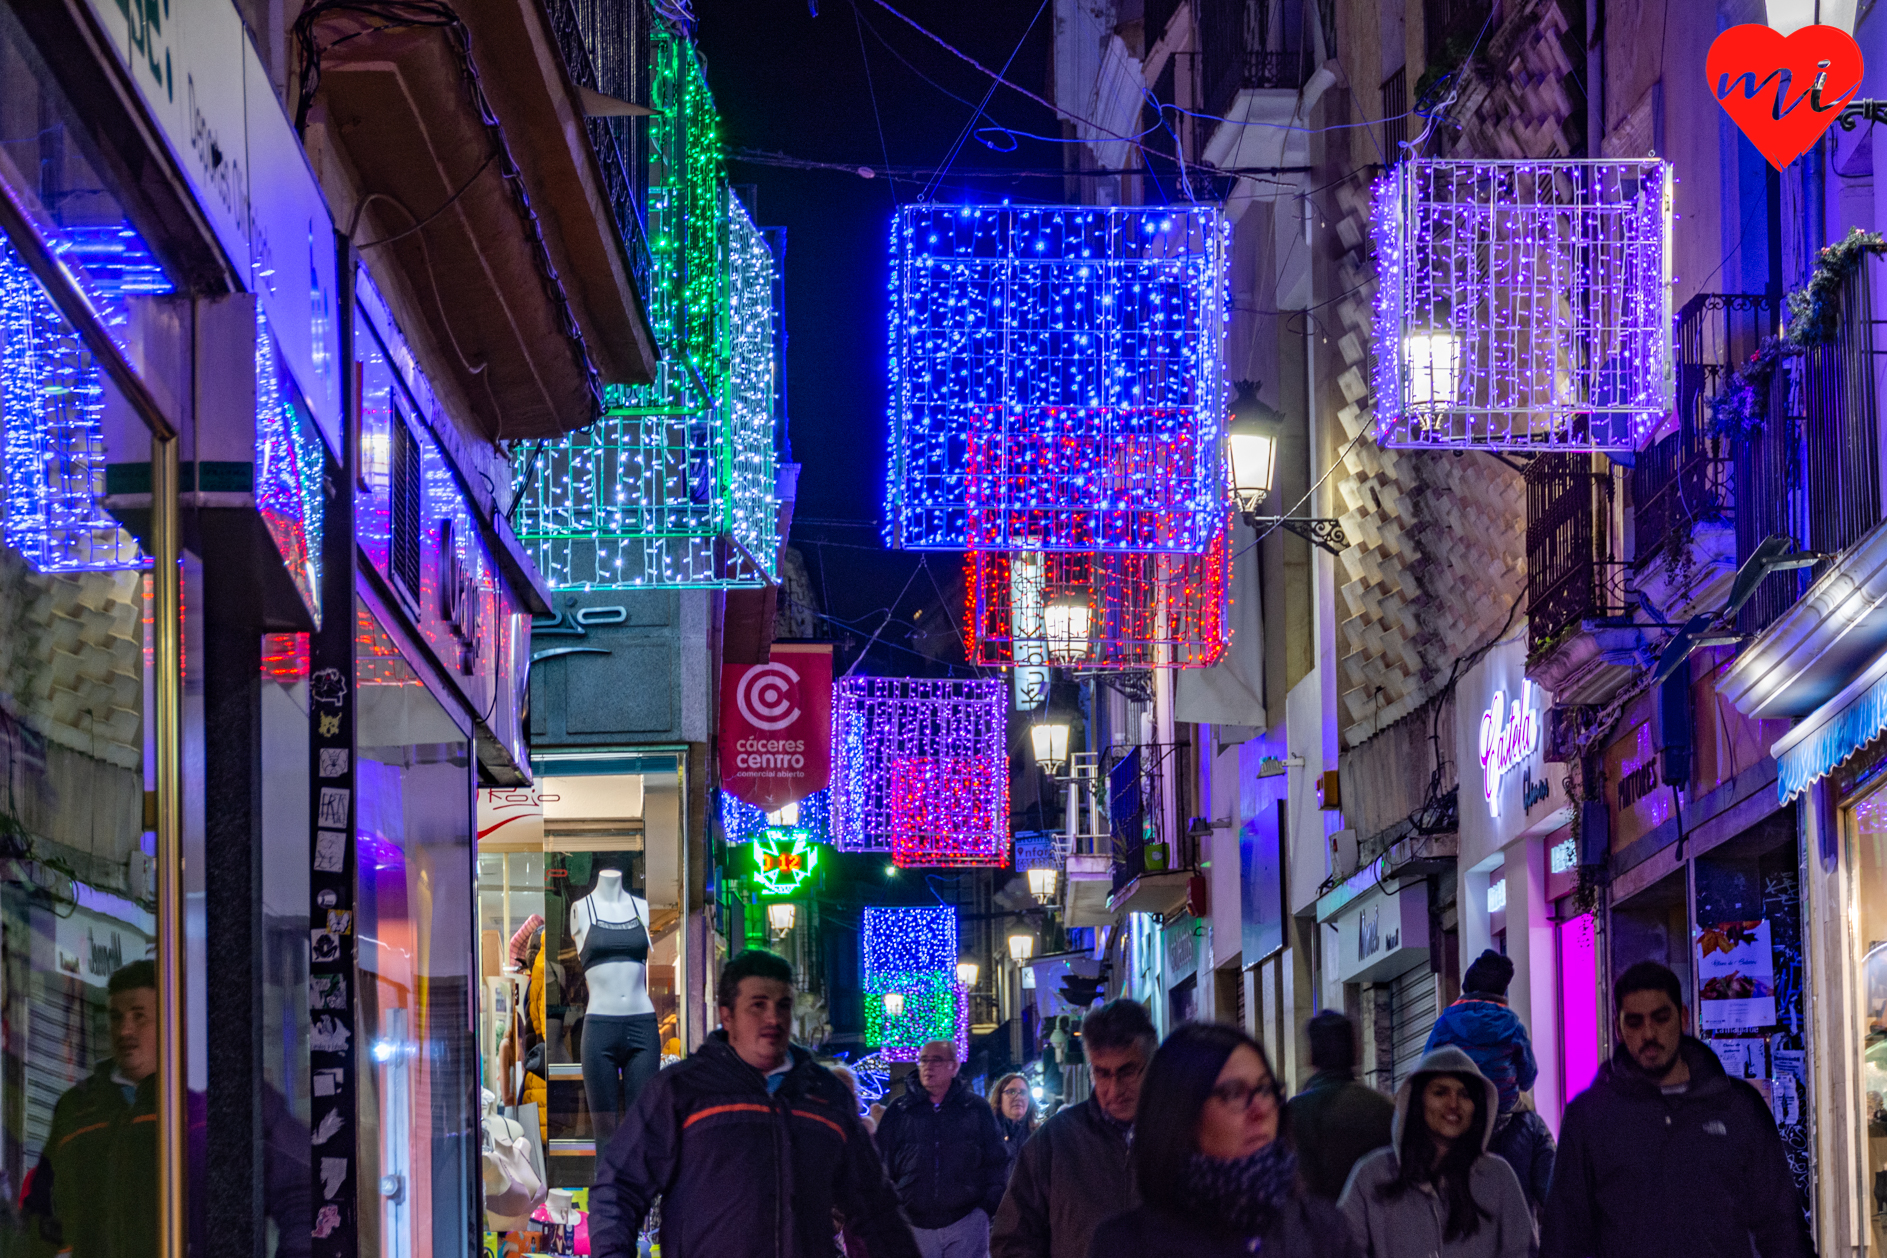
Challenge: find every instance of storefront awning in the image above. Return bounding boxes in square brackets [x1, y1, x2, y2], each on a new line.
[1773, 646, 1887, 803]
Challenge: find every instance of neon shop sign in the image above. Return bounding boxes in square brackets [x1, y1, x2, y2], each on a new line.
[1478, 682, 1540, 818]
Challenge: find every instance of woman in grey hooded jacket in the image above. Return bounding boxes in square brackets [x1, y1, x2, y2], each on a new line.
[1337, 1046, 1535, 1258]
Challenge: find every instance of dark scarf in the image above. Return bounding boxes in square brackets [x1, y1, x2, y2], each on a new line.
[1184, 1141, 1298, 1240]
[997, 1113, 1031, 1147]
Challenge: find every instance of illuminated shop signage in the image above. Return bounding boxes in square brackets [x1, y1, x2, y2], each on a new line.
[1478, 682, 1540, 818]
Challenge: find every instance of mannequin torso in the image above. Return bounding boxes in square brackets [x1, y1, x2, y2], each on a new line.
[569, 870, 655, 1017]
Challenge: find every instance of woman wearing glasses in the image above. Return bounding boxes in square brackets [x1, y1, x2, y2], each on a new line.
[989, 1073, 1037, 1179]
[1336, 1046, 1534, 1257]
[1086, 1023, 1360, 1257]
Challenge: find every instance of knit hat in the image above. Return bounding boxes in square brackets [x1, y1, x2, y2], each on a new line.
[1463, 949, 1515, 997]
[508, 914, 546, 971]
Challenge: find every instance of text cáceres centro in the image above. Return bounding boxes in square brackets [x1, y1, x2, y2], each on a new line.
[733, 737, 808, 771]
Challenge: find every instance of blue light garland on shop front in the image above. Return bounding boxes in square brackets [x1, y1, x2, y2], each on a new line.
[862, 906, 966, 1062]
[883, 204, 1229, 552]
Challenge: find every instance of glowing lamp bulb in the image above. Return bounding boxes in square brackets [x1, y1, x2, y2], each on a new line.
[956, 961, 980, 987]
[1044, 592, 1092, 662]
[1030, 722, 1071, 772]
[881, 991, 906, 1017]
[1403, 332, 1462, 413]
[1008, 933, 1035, 963]
[1027, 868, 1058, 903]
[766, 903, 797, 934]
[1225, 381, 1282, 511]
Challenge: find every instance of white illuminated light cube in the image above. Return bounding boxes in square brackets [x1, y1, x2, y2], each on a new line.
[1373, 160, 1673, 450]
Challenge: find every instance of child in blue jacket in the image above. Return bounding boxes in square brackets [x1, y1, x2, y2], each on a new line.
[1426, 949, 1538, 1114]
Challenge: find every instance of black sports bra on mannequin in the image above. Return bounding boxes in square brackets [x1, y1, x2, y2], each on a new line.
[577, 900, 650, 971]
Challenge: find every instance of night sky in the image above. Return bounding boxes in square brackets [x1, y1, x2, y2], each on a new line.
[694, 1, 1064, 673]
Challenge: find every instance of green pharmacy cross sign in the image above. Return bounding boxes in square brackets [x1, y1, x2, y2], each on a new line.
[748, 828, 821, 896]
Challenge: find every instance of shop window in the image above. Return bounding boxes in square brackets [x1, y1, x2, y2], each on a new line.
[1848, 795, 1887, 1251]
[355, 601, 476, 1258]
[1692, 828, 1810, 1228]
[475, 758, 683, 1249]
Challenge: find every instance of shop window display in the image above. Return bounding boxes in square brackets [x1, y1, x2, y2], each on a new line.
[477, 763, 682, 1214]
[1691, 827, 1810, 1228]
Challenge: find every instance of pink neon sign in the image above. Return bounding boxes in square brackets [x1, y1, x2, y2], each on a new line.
[1478, 683, 1540, 818]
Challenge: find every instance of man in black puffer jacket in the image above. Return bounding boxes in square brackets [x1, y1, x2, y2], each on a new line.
[591, 950, 920, 1258]
[1542, 961, 1811, 1258]
[876, 1040, 1010, 1256]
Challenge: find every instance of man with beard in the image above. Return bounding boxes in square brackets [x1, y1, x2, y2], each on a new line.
[1541, 961, 1810, 1258]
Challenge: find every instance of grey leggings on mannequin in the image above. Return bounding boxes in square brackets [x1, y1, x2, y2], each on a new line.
[582, 1012, 660, 1148]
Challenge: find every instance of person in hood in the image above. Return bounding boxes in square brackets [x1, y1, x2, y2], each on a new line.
[589, 949, 920, 1258]
[875, 1039, 1010, 1256]
[1425, 950, 1539, 1115]
[1337, 1046, 1534, 1258]
[1087, 1022, 1359, 1258]
[1287, 1010, 1394, 1201]
[1540, 961, 1811, 1258]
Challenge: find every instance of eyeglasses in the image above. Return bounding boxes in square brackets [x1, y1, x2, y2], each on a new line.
[1000, 1084, 1028, 1097]
[1088, 1060, 1144, 1085]
[1209, 1078, 1282, 1110]
[918, 1056, 956, 1066]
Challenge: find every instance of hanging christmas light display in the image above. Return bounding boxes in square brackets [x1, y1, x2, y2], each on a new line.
[831, 677, 1008, 866]
[745, 826, 822, 896]
[721, 787, 832, 845]
[966, 526, 1230, 669]
[862, 906, 967, 1062]
[884, 204, 1228, 552]
[510, 26, 778, 589]
[1373, 160, 1673, 450]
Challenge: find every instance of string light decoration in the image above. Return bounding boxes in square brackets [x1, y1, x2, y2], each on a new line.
[0, 226, 166, 573]
[510, 26, 778, 589]
[885, 204, 1228, 552]
[255, 307, 326, 625]
[965, 526, 1230, 669]
[745, 826, 821, 896]
[722, 788, 831, 844]
[862, 907, 967, 1062]
[831, 677, 1008, 866]
[1373, 160, 1673, 450]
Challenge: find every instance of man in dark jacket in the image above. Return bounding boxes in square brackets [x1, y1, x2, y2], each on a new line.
[590, 949, 920, 1258]
[875, 1040, 1009, 1256]
[1541, 961, 1811, 1258]
[991, 998, 1153, 1258]
[1424, 948, 1539, 1114]
[1284, 1010, 1392, 1200]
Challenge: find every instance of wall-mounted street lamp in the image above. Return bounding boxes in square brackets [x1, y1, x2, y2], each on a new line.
[1026, 868, 1058, 903]
[1030, 721, 1071, 774]
[766, 902, 797, 936]
[1044, 590, 1093, 662]
[1007, 933, 1035, 963]
[956, 961, 979, 988]
[881, 991, 905, 1017]
[1227, 381, 1348, 557]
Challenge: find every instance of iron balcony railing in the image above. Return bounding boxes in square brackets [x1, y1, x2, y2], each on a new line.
[1199, 0, 1305, 120]
[542, 0, 656, 301]
[1736, 255, 1887, 636]
[1630, 294, 1774, 565]
[1104, 741, 1195, 892]
[1527, 453, 1625, 657]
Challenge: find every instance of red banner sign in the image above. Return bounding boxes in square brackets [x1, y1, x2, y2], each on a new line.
[720, 645, 832, 811]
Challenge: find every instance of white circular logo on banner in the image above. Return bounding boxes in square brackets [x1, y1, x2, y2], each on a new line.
[737, 663, 802, 731]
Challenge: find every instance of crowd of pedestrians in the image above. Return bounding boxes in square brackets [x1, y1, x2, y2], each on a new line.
[586, 947, 1814, 1258]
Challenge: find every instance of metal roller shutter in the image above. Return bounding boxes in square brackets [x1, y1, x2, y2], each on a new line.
[1390, 963, 1440, 1089]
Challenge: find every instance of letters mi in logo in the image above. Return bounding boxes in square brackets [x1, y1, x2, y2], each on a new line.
[1708, 23, 1864, 169]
